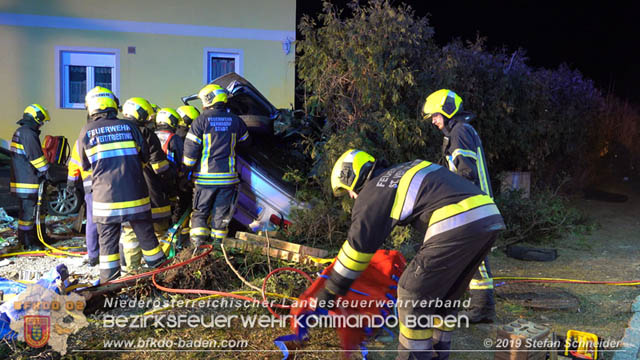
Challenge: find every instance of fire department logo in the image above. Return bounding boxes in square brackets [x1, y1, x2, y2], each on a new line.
[24, 315, 50, 348]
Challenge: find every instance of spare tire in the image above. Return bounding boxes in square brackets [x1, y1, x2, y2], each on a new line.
[240, 115, 273, 135]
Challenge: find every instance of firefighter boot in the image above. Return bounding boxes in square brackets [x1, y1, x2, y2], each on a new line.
[432, 330, 452, 360]
[23, 229, 43, 251]
[459, 289, 496, 323]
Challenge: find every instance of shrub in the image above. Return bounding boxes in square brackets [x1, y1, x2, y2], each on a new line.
[284, 0, 630, 248]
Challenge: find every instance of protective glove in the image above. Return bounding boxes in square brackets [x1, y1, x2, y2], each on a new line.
[315, 287, 337, 311]
[178, 176, 194, 193]
[66, 180, 77, 194]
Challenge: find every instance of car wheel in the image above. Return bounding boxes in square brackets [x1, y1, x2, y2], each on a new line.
[46, 182, 82, 216]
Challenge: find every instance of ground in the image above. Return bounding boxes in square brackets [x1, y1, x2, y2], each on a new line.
[1, 177, 638, 359]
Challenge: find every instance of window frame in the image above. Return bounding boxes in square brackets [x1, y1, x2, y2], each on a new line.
[55, 46, 120, 109]
[203, 48, 243, 84]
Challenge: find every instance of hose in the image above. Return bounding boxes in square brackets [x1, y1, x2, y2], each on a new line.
[494, 276, 640, 286]
[35, 182, 84, 257]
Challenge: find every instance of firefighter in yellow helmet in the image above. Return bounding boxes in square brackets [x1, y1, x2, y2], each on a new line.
[422, 89, 496, 324]
[120, 98, 175, 272]
[9, 104, 51, 250]
[183, 84, 250, 247]
[318, 149, 504, 360]
[175, 105, 200, 140]
[155, 108, 188, 226]
[76, 87, 166, 283]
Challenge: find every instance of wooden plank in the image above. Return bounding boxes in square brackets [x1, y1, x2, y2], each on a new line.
[235, 232, 328, 258]
[222, 237, 325, 266]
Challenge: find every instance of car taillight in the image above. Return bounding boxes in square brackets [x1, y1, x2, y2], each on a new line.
[270, 214, 291, 229]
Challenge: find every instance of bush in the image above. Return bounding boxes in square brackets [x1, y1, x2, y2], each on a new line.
[493, 188, 595, 248]
[285, 0, 631, 248]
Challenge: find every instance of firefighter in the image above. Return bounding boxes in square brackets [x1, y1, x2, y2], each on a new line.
[176, 105, 200, 140]
[422, 89, 497, 323]
[120, 98, 175, 272]
[183, 84, 250, 247]
[318, 149, 505, 360]
[9, 104, 52, 250]
[77, 87, 165, 283]
[155, 108, 186, 225]
[67, 137, 98, 266]
[174, 105, 199, 243]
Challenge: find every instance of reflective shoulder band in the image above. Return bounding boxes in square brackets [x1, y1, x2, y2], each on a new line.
[390, 161, 439, 221]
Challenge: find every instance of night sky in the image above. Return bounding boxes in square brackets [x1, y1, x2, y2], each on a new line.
[297, 1, 640, 103]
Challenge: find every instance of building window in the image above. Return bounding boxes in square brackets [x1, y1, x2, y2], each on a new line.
[204, 48, 243, 84]
[56, 48, 119, 109]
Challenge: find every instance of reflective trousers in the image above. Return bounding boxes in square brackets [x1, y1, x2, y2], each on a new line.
[396, 219, 500, 360]
[190, 185, 236, 243]
[97, 220, 165, 283]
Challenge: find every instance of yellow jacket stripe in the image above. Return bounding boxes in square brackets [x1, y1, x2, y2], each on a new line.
[425, 195, 501, 241]
[200, 133, 211, 173]
[94, 197, 150, 210]
[391, 161, 441, 221]
[429, 194, 493, 225]
[151, 159, 170, 174]
[476, 146, 490, 196]
[186, 132, 202, 145]
[332, 241, 375, 280]
[93, 197, 151, 218]
[30, 155, 49, 171]
[183, 155, 197, 167]
[85, 140, 137, 156]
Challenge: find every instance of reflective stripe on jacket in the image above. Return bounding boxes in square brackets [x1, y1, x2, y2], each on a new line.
[325, 159, 505, 295]
[9, 120, 48, 198]
[78, 115, 151, 223]
[183, 105, 249, 187]
[443, 118, 493, 197]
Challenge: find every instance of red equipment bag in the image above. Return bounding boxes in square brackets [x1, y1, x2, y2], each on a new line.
[42, 135, 70, 165]
[276, 249, 406, 359]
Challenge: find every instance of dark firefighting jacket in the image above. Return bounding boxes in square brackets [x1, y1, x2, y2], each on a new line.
[77, 114, 151, 223]
[9, 118, 49, 198]
[183, 104, 250, 187]
[155, 127, 184, 175]
[442, 113, 494, 197]
[137, 124, 173, 221]
[176, 126, 188, 141]
[325, 160, 505, 296]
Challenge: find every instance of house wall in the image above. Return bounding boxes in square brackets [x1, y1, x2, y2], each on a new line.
[0, 0, 296, 142]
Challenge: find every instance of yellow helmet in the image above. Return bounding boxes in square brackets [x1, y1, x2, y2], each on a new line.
[156, 108, 181, 129]
[23, 104, 50, 125]
[331, 149, 376, 197]
[149, 103, 159, 121]
[198, 84, 228, 107]
[176, 105, 200, 127]
[85, 86, 118, 116]
[122, 97, 154, 123]
[421, 89, 463, 119]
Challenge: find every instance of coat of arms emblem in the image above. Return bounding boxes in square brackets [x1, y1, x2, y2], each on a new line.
[24, 315, 50, 348]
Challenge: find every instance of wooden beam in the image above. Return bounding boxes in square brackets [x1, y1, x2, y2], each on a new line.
[222, 237, 327, 266]
[234, 232, 328, 258]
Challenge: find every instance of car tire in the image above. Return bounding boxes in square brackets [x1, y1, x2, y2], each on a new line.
[46, 182, 82, 216]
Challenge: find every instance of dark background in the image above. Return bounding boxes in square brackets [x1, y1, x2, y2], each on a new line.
[297, 1, 639, 103]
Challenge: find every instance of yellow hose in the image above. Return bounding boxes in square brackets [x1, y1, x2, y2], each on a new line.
[36, 182, 83, 257]
[494, 276, 640, 286]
